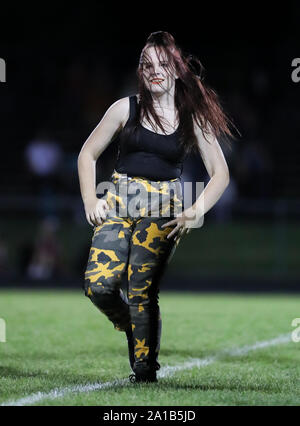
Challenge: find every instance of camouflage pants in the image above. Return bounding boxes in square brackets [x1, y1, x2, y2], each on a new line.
[84, 170, 185, 370]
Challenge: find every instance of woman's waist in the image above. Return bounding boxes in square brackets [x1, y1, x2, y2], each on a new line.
[111, 170, 182, 200]
[114, 152, 183, 182]
[111, 169, 181, 184]
[100, 169, 183, 215]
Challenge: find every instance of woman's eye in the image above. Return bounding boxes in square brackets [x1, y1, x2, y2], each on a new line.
[161, 63, 168, 67]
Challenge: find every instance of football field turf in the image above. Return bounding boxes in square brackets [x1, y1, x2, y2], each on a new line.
[0, 289, 299, 406]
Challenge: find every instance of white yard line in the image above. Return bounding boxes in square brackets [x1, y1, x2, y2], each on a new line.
[1, 333, 292, 406]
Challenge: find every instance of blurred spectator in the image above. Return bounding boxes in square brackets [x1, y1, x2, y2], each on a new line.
[25, 130, 63, 177]
[24, 129, 63, 217]
[26, 217, 63, 281]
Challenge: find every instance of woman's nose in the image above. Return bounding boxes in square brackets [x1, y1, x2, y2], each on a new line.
[154, 63, 163, 73]
[153, 67, 162, 76]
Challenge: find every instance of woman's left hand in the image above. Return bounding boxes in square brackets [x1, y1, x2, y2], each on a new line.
[161, 207, 200, 240]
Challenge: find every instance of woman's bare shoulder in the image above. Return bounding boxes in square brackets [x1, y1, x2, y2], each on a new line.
[109, 96, 130, 114]
[104, 96, 130, 127]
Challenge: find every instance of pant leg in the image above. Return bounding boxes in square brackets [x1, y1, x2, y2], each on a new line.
[84, 216, 134, 332]
[127, 215, 178, 369]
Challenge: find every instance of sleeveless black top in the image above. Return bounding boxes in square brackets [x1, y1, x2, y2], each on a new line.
[114, 95, 187, 181]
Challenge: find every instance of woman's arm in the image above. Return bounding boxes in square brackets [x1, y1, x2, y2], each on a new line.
[191, 122, 230, 219]
[162, 123, 230, 238]
[77, 97, 129, 226]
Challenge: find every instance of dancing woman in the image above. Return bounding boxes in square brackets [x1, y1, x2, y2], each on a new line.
[77, 31, 235, 383]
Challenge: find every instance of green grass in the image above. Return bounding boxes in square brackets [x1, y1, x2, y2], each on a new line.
[0, 290, 299, 406]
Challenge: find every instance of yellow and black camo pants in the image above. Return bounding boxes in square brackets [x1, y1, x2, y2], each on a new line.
[84, 170, 185, 370]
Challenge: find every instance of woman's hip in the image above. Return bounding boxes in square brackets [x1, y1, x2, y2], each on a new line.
[100, 170, 183, 220]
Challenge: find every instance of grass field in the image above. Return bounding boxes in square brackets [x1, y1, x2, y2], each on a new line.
[0, 289, 299, 406]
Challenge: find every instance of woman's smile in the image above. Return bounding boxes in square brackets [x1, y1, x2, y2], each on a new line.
[150, 78, 165, 84]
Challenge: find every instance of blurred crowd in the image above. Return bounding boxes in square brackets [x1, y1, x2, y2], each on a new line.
[0, 41, 297, 284]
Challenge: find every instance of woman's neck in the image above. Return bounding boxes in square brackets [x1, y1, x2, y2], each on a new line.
[151, 88, 176, 110]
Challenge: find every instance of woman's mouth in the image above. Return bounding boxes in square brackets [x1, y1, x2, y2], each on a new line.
[150, 78, 164, 85]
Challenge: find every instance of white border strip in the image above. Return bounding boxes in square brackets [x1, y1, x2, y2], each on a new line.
[1, 333, 292, 406]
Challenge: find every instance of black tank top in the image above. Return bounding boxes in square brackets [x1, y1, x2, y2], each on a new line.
[114, 95, 187, 181]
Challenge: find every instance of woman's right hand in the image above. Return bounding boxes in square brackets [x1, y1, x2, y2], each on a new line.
[84, 196, 110, 227]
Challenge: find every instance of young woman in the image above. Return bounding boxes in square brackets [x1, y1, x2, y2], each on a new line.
[77, 31, 235, 383]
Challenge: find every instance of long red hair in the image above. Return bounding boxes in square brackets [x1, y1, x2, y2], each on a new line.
[123, 31, 238, 155]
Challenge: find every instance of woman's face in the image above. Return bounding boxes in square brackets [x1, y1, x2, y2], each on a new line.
[141, 46, 178, 95]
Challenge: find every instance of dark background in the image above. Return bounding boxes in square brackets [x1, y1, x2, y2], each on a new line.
[0, 2, 300, 291]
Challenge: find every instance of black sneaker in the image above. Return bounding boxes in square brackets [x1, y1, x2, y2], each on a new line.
[128, 362, 158, 383]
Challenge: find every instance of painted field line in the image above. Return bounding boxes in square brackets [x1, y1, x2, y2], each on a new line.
[1, 333, 292, 406]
